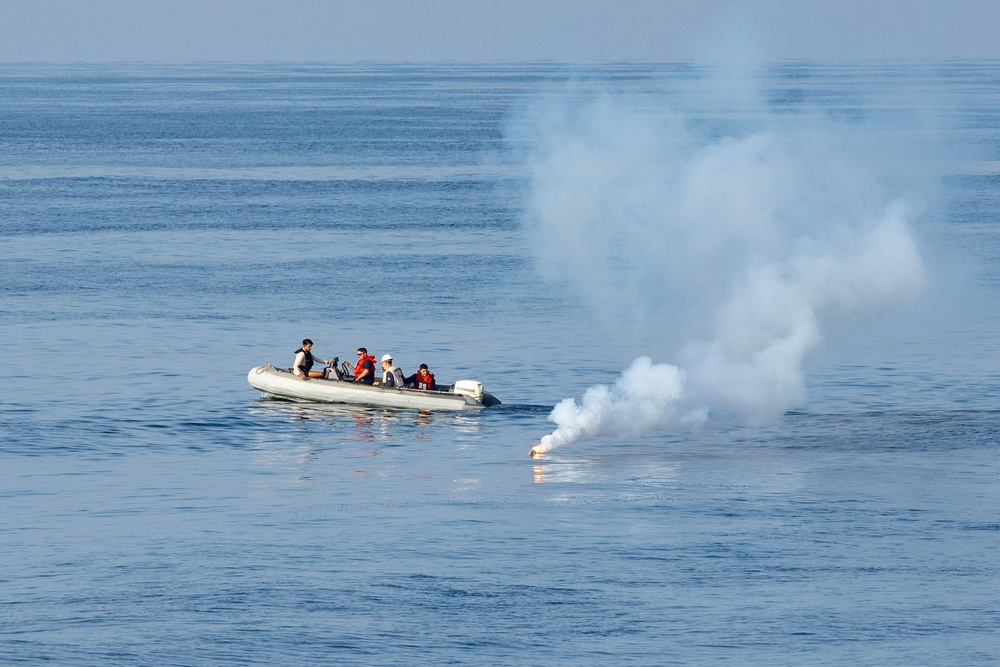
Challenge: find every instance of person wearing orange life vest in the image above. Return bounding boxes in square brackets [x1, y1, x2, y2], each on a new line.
[405, 364, 437, 390]
[349, 347, 376, 384]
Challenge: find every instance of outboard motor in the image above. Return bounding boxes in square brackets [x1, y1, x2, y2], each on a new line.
[453, 380, 484, 400]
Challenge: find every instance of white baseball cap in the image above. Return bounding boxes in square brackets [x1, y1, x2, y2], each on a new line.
[381, 354, 393, 362]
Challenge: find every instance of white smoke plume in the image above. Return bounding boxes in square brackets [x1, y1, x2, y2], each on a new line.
[537, 356, 708, 452]
[517, 77, 928, 455]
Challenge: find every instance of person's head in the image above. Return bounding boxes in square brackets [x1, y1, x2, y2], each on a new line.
[302, 339, 313, 349]
[418, 364, 429, 374]
[357, 347, 367, 357]
[381, 354, 393, 367]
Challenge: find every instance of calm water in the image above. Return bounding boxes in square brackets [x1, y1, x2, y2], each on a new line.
[1, 62, 999, 665]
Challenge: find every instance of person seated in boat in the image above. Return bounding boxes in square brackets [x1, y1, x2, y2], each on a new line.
[404, 364, 437, 390]
[293, 339, 333, 380]
[344, 347, 377, 384]
[379, 354, 405, 388]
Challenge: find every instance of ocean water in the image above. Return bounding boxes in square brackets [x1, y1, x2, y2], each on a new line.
[1, 62, 999, 665]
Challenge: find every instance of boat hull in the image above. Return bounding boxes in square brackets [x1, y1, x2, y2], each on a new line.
[247, 365, 499, 411]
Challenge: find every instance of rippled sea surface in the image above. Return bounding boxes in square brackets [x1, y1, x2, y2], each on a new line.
[2, 63, 999, 665]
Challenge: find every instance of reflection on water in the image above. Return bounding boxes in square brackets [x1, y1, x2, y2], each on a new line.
[245, 399, 491, 484]
[530, 451, 682, 486]
[532, 448, 808, 502]
[532, 464, 546, 484]
[531, 453, 807, 507]
[248, 399, 485, 440]
[250, 398, 482, 425]
[451, 477, 481, 492]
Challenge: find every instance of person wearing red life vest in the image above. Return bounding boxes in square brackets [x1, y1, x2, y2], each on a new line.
[348, 347, 377, 384]
[405, 364, 437, 390]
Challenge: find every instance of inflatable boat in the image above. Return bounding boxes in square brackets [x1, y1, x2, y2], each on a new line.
[247, 364, 501, 411]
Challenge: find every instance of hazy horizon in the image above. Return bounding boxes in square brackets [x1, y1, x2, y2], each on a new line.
[2, 0, 1000, 63]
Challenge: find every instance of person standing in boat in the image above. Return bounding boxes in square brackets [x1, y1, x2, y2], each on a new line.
[404, 364, 437, 390]
[293, 339, 332, 380]
[379, 354, 405, 388]
[347, 347, 377, 384]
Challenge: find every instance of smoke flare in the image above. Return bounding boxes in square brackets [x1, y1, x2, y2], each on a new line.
[531, 357, 708, 455]
[515, 79, 927, 453]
